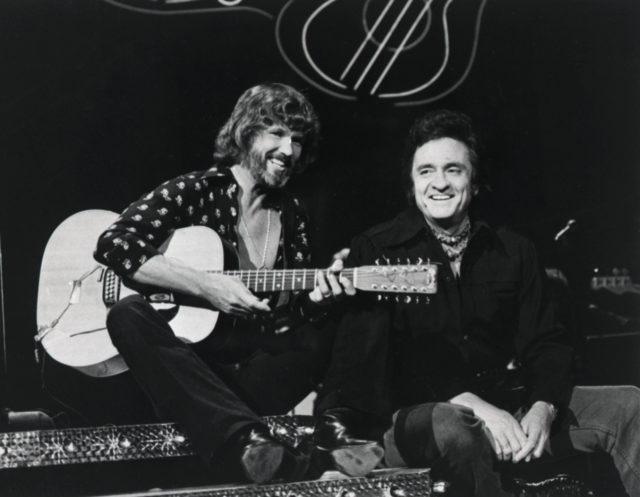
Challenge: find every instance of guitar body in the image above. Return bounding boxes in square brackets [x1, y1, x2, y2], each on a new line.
[37, 210, 222, 377]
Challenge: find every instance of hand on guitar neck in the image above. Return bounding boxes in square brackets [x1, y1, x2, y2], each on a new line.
[308, 253, 356, 307]
[132, 245, 355, 319]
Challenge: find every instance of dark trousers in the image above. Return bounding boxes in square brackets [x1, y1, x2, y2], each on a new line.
[105, 295, 331, 464]
[386, 387, 640, 497]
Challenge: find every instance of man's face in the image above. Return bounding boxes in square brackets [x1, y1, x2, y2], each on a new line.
[245, 125, 303, 188]
[411, 137, 475, 229]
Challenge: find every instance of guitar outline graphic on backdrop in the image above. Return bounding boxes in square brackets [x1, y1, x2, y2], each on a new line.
[100, 0, 488, 106]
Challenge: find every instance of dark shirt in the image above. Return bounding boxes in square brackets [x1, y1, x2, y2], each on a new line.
[320, 207, 574, 418]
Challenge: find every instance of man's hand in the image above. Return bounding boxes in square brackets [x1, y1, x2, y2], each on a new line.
[131, 254, 270, 319]
[201, 273, 271, 318]
[513, 401, 555, 463]
[308, 256, 356, 305]
[450, 392, 527, 462]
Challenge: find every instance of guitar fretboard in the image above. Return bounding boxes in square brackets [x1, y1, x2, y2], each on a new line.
[217, 268, 356, 293]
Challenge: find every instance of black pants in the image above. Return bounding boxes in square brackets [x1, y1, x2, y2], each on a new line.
[103, 295, 330, 464]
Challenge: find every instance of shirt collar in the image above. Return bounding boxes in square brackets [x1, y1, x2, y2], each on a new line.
[202, 164, 286, 210]
[203, 165, 233, 179]
[381, 206, 503, 251]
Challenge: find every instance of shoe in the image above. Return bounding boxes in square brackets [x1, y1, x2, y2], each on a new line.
[509, 474, 594, 497]
[313, 408, 384, 477]
[237, 426, 309, 484]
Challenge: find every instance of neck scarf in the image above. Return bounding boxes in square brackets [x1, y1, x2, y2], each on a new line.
[428, 217, 471, 265]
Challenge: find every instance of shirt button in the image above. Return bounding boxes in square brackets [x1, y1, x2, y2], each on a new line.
[463, 334, 469, 341]
[233, 363, 241, 371]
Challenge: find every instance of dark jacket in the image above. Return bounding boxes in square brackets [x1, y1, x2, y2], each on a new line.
[319, 207, 574, 419]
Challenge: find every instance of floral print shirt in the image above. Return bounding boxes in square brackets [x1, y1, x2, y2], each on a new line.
[94, 166, 312, 277]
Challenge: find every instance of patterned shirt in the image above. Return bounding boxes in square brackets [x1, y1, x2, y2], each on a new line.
[94, 166, 312, 277]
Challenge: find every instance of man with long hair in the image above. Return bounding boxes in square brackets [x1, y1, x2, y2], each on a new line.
[94, 83, 359, 483]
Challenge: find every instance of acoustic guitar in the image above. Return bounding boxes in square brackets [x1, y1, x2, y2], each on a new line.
[36, 210, 437, 378]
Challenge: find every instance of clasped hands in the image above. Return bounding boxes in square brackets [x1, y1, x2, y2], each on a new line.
[450, 393, 555, 463]
[481, 400, 555, 463]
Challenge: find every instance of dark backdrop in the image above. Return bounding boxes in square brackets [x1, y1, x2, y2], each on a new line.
[1, 0, 639, 411]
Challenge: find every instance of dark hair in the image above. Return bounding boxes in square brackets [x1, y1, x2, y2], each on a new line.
[402, 109, 483, 201]
[213, 83, 320, 170]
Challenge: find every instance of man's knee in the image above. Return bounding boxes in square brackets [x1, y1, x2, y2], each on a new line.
[610, 386, 640, 426]
[106, 295, 153, 345]
[394, 402, 485, 467]
[574, 385, 640, 423]
[432, 403, 486, 460]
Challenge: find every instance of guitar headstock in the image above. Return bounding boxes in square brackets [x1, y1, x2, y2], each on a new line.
[354, 262, 438, 296]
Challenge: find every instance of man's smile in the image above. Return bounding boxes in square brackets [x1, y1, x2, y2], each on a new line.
[267, 153, 291, 171]
[428, 193, 454, 201]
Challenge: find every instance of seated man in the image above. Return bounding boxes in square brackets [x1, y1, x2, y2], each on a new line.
[94, 83, 361, 484]
[316, 109, 640, 496]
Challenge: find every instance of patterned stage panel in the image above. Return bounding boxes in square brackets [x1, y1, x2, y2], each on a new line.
[96, 469, 435, 497]
[0, 416, 313, 469]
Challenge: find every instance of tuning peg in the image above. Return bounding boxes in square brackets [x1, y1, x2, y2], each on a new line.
[375, 258, 380, 265]
[382, 255, 390, 265]
[404, 295, 412, 304]
[417, 257, 423, 265]
[377, 294, 383, 301]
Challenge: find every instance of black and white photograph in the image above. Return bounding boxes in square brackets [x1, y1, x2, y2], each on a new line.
[1, 0, 639, 495]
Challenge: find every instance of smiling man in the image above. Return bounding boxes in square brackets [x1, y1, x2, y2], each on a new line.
[93, 83, 355, 484]
[315, 109, 640, 496]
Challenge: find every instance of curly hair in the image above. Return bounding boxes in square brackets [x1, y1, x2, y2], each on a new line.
[402, 109, 483, 202]
[213, 83, 320, 171]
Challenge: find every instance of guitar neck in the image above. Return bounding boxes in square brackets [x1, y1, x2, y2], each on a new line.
[219, 268, 356, 293]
